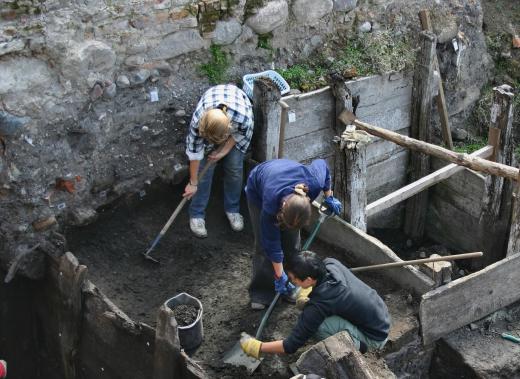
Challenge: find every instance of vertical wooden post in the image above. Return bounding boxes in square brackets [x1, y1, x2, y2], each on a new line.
[480, 85, 515, 264]
[404, 31, 437, 241]
[332, 79, 353, 221]
[419, 9, 454, 150]
[251, 78, 282, 161]
[153, 305, 182, 379]
[345, 138, 367, 231]
[507, 169, 520, 256]
[57, 252, 87, 379]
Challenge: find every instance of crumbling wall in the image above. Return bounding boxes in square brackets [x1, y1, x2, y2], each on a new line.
[0, 0, 492, 278]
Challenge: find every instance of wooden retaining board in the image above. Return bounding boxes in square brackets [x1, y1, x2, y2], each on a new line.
[310, 204, 434, 295]
[420, 252, 520, 346]
[426, 157, 488, 251]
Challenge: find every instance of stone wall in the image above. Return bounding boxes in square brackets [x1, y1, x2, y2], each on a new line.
[0, 0, 492, 278]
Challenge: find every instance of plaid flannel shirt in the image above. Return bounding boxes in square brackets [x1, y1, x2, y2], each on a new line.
[186, 84, 254, 161]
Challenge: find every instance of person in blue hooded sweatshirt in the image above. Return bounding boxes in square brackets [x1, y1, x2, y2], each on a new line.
[244, 158, 342, 309]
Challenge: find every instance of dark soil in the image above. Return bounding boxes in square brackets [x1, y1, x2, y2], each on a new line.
[65, 173, 400, 378]
[170, 304, 199, 326]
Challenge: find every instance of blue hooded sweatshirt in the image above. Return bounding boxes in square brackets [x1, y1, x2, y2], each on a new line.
[245, 159, 331, 263]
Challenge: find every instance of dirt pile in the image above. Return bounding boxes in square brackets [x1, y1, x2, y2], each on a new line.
[170, 304, 199, 326]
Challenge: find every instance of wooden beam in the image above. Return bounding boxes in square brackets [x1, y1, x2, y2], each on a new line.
[366, 146, 493, 216]
[404, 31, 437, 240]
[345, 139, 368, 231]
[153, 305, 183, 379]
[278, 100, 289, 158]
[419, 9, 454, 150]
[310, 201, 435, 295]
[507, 167, 520, 256]
[479, 85, 516, 265]
[57, 252, 87, 379]
[420, 252, 520, 346]
[338, 111, 520, 181]
[332, 79, 353, 221]
[251, 78, 282, 161]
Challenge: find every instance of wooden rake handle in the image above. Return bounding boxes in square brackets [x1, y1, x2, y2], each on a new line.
[350, 252, 483, 272]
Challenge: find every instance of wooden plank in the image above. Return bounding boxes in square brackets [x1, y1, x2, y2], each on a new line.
[367, 149, 408, 199]
[345, 133, 367, 231]
[332, 79, 353, 220]
[281, 90, 335, 139]
[153, 305, 182, 379]
[309, 202, 435, 294]
[367, 146, 493, 217]
[283, 128, 336, 162]
[278, 100, 289, 158]
[339, 111, 520, 181]
[57, 252, 87, 379]
[480, 85, 516, 265]
[419, 9, 454, 150]
[366, 127, 409, 166]
[404, 31, 437, 240]
[431, 180, 484, 219]
[420, 252, 520, 346]
[507, 168, 520, 256]
[251, 79, 282, 161]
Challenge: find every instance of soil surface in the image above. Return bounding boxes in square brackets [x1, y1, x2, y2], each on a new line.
[66, 174, 399, 378]
[170, 304, 199, 327]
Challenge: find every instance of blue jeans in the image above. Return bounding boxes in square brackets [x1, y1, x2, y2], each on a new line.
[189, 147, 245, 218]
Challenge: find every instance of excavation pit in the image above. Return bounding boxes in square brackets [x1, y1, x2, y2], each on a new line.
[66, 178, 406, 378]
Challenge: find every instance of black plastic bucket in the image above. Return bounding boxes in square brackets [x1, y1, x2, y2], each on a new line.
[165, 292, 204, 351]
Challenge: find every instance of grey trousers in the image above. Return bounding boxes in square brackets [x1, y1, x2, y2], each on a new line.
[247, 201, 300, 305]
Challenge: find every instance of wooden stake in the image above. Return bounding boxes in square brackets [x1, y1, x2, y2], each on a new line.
[345, 143, 367, 231]
[479, 85, 515, 265]
[507, 167, 520, 256]
[419, 9, 454, 150]
[251, 78, 282, 161]
[153, 305, 182, 379]
[404, 30, 437, 241]
[278, 100, 289, 158]
[338, 111, 519, 181]
[332, 79, 353, 221]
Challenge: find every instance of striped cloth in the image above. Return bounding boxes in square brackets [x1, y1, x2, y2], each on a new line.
[186, 84, 254, 161]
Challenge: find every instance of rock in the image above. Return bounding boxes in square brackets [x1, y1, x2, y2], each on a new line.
[246, 0, 289, 35]
[104, 82, 117, 98]
[213, 19, 242, 46]
[292, 0, 333, 24]
[130, 69, 151, 86]
[175, 109, 186, 117]
[333, 0, 357, 12]
[61, 40, 116, 85]
[32, 215, 57, 231]
[358, 21, 372, 33]
[70, 207, 97, 226]
[150, 30, 206, 60]
[0, 111, 30, 136]
[90, 83, 104, 101]
[469, 323, 478, 331]
[124, 55, 146, 67]
[0, 39, 26, 57]
[0, 57, 53, 94]
[116, 75, 130, 88]
[451, 128, 468, 141]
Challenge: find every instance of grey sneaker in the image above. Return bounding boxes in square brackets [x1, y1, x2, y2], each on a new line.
[190, 218, 207, 238]
[226, 212, 244, 232]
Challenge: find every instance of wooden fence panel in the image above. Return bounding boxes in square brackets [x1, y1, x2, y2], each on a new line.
[420, 252, 520, 345]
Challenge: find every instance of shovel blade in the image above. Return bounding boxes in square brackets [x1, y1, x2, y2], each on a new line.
[222, 341, 263, 375]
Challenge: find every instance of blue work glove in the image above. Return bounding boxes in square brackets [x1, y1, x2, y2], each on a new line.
[324, 195, 342, 216]
[274, 271, 295, 295]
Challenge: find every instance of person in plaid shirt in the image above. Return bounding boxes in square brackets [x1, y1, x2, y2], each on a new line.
[183, 84, 254, 238]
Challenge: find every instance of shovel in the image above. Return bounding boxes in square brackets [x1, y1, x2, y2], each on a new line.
[142, 161, 214, 263]
[222, 204, 332, 374]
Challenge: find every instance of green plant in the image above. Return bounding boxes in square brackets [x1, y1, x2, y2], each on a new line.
[199, 45, 229, 84]
[453, 137, 488, 154]
[257, 33, 273, 51]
